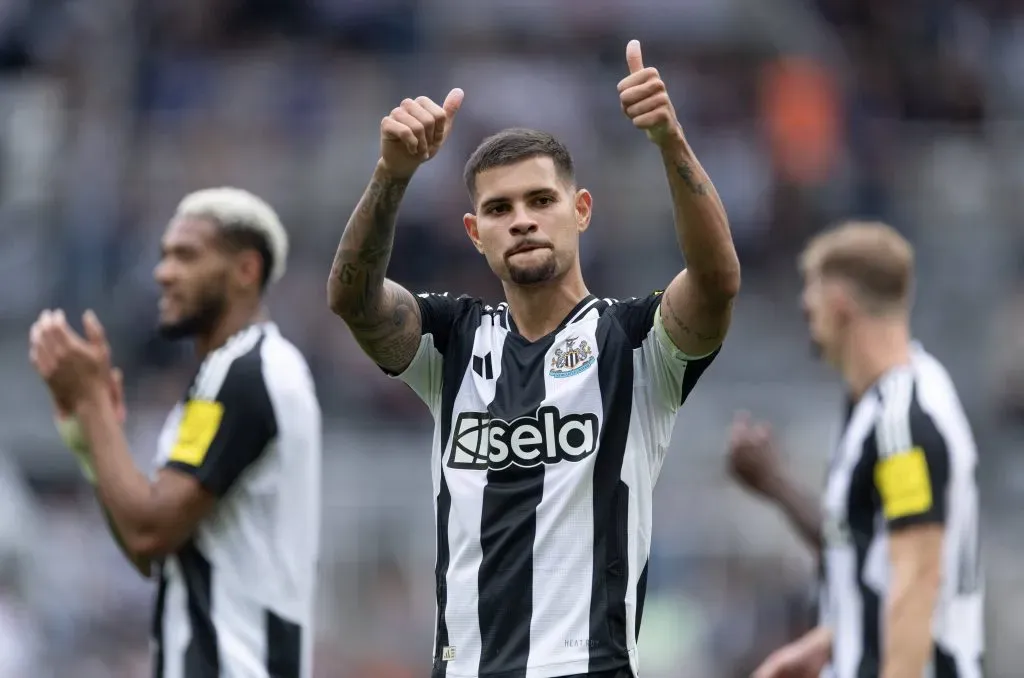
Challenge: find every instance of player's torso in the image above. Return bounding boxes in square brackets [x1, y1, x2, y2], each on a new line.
[820, 366, 984, 678]
[434, 303, 643, 676]
[153, 339, 320, 611]
[820, 392, 886, 676]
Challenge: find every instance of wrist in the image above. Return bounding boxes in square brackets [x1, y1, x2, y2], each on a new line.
[376, 158, 416, 182]
[758, 470, 789, 500]
[657, 125, 690, 156]
[73, 383, 112, 418]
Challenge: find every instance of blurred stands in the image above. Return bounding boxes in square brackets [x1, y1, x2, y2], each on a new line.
[0, 0, 1022, 675]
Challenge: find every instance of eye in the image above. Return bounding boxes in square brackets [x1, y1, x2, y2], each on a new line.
[487, 204, 510, 215]
[534, 196, 554, 207]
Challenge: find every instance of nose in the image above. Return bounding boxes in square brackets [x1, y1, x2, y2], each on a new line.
[508, 205, 538, 237]
[154, 258, 175, 288]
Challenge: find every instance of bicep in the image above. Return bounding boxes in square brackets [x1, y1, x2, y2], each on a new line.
[164, 356, 277, 498]
[661, 269, 733, 358]
[382, 291, 469, 413]
[345, 279, 425, 375]
[875, 393, 950, 530]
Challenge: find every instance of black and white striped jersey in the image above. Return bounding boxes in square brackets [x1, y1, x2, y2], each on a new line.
[392, 291, 718, 678]
[151, 322, 322, 678]
[820, 343, 983, 678]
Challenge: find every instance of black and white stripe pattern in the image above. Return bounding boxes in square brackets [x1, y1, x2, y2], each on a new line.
[152, 322, 322, 678]
[394, 292, 718, 678]
[821, 343, 983, 678]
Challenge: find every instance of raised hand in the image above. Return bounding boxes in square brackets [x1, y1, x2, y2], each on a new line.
[29, 309, 114, 411]
[380, 88, 464, 179]
[617, 39, 681, 147]
[726, 411, 782, 498]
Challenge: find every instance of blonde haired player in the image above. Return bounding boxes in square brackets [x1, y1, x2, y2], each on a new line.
[727, 222, 983, 678]
[30, 188, 322, 678]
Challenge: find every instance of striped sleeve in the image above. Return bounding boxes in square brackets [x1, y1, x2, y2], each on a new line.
[873, 374, 950, 529]
[608, 292, 719, 410]
[165, 337, 278, 497]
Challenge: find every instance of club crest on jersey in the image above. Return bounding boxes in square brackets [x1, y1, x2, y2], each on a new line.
[549, 335, 595, 378]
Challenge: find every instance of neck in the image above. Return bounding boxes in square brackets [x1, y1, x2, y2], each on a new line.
[840, 315, 912, 400]
[504, 266, 589, 341]
[196, 298, 265, 358]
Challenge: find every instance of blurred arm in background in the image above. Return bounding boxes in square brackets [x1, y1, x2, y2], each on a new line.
[726, 412, 823, 552]
[28, 311, 244, 574]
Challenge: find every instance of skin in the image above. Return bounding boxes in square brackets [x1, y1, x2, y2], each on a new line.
[742, 268, 940, 678]
[29, 215, 267, 577]
[329, 39, 740, 370]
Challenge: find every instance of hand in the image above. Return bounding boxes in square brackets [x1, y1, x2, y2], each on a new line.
[29, 309, 115, 413]
[618, 39, 682, 148]
[753, 637, 829, 678]
[727, 411, 782, 498]
[380, 88, 464, 180]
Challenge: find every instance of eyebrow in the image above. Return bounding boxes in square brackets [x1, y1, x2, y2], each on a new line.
[480, 187, 556, 211]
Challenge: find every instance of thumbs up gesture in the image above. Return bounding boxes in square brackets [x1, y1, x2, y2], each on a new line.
[380, 88, 465, 179]
[618, 40, 682, 148]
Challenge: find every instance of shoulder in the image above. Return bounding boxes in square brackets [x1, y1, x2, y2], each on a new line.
[873, 367, 946, 457]
[192, 325, 269, 402]
[417, 292, 489, 333]
[259, 326, 320, 409]
[595, 292, 663, 347]
[415, 292, 482, 316]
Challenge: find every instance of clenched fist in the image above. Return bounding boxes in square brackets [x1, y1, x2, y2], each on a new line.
[380, 88, 464, 179]
[618, 40, 682, 147]
[726, 411, 783, 498]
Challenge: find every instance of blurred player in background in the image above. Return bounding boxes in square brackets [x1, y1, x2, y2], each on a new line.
[29, 188, 322, 678]
[727, 221, 983, 678]
[328, 40, 739, 678]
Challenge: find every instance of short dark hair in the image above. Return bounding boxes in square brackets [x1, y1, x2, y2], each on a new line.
[218, 227, 274, 291]
[463, 128, 575, 201]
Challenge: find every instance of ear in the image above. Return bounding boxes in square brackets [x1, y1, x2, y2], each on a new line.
[574, 189, 593, 234]
[828, 279, 859, 322]
[463, 212, 484, 254]
[234, 249, 264, 289]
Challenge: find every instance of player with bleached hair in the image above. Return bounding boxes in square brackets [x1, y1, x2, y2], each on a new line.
[29, 188, 323, 678]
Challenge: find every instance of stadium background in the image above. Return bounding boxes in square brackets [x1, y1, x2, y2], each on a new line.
[0, 0, 1022, 676]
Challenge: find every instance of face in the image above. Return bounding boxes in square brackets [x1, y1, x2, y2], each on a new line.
[153, 217, 233, 339]
[464, 156, 591, 287]
[800, 268, 851, 365]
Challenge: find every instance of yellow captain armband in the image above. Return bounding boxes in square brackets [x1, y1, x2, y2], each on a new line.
[168, 400, 224, 467]
[54, 415, 97, 484]
[875, 447, 933, 520]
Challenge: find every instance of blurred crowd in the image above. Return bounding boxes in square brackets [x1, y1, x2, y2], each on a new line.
[1, 0, 1023, 676]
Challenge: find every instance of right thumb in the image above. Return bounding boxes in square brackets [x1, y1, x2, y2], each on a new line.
[443, 88, 465, 118]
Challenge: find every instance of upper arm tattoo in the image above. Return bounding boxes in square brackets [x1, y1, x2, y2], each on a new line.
[347, 282, 424, 373]
[661, 286, 726, 345]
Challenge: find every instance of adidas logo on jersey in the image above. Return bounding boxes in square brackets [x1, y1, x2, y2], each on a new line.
[448, 406, 599, 471]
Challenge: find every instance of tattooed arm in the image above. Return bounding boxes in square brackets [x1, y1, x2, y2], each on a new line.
[617, 39, 740, 357]
[657, 129, 740, 357]
[329, 90, 464, 373]
[327, 161, 424, 373]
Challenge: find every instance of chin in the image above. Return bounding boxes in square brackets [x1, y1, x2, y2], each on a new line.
[508, 265, 558, 286]
[506, 252, 559, 286]
[158, 314, 206, 340]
